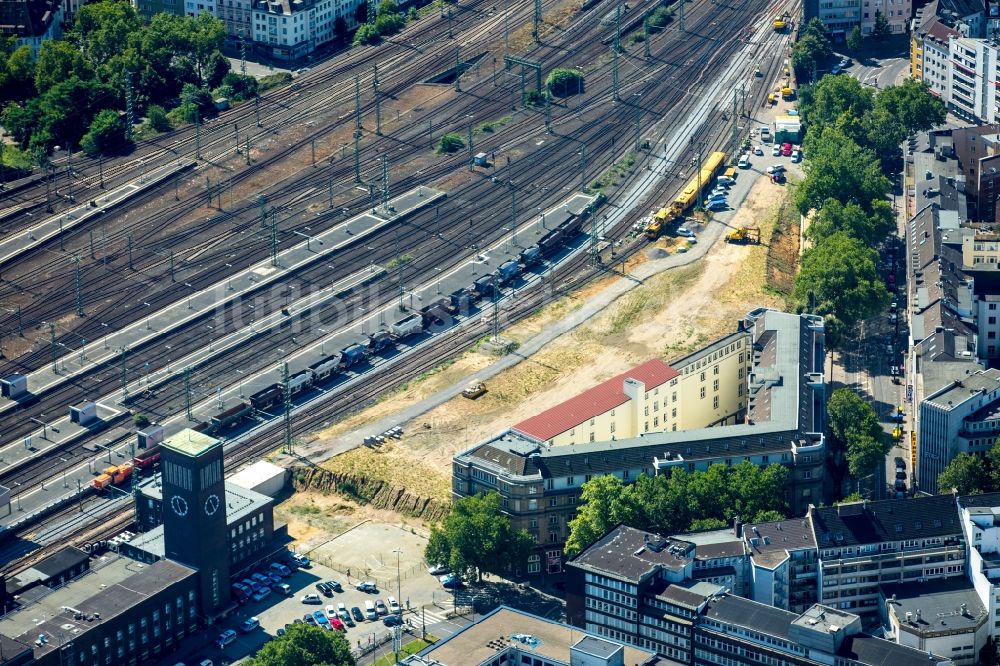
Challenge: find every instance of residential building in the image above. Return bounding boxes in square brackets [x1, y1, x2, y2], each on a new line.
[860, 0, 911, 35]
[956, 492, 1000, 640]
[402, 606, 661, 666]
[218, 0, 253, 38]
[512, 334, 751, 446]
[744, 518, 818, 613]
[802, 0, 860, 41]
[810, 496, 966, 616]
[251, 0, 357, 60]
[911, 3, 962, 95]
[879, 579, 988, 666]
[697, 597, 954, 666]
[678, 528, 749, 598]
[0, 0, 61, 54]
[919, 367, 1000, 493]
[452, 309, 826, 574]
[134, 0, 184, 21]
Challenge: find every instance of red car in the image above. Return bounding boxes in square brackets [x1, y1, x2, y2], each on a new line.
[780, 143, 792, 156]
[329, 617, 346, 631]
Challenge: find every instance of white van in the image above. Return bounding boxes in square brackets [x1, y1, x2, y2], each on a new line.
[737, 154, 750, 169]
[365, 600, 377, 621]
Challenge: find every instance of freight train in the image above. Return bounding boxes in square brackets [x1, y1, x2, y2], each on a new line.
[645, 151, 727, 239]
[181, 211, 586, 437]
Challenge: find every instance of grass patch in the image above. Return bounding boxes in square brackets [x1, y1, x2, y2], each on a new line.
[259, 72, 293, 92]
[373, 637, 438, 666]
[589, 151, 637, 193]
[287, 505, 323, 516]
[322, 445, 452, 502]
[477, 114, 512, 134]
[764, 192, 800, 303]
[386, 254, 414, 270]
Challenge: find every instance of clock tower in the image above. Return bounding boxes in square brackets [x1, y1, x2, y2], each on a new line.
[160, 428, 231, 619]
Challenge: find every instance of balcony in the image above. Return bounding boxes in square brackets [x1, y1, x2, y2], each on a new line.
[821, 544, 963, 567]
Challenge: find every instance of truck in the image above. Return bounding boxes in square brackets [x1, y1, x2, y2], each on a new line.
[93, 463, 134, 490]
[781, 85, 795, 100]
[773, 13, 788, 30]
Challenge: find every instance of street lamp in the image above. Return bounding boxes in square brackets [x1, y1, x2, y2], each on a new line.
[393, 547, 403, 665]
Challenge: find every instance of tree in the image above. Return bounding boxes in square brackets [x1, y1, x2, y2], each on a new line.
[864, 107, 908, 169]
[796, 126, 889, 213]
[34, 40, 90, 95]
[872, 11, 891, 38]
[245, 623, 354, 666]
[825, 388, 890, 479]
[847, 25, 863, 53]
[218, 72, 258, 101]
[875, 79, 946, 136]
[546, 68, 584, 97]
[986, 438, 1000, 490]
[938, 454, 988, 495]
[353, 23, 381, 45]
[81, 109, 128, 156]
[72, 0, 142, 69]
[436, 133, 464, 154]
[334, 15, 349, 41]
[425, 492, 533, 581]
[34, 76, 113, 151]
[180, 83, 215, 118]
[205, 50, 231, 89]
[564, 475, 630, 556]
[145, 104, 172, 132]
[808, 198, 894, 247]
[800, 74, 873, 134]
[3, 44, 35, 100]
[795, 233, 888, 337]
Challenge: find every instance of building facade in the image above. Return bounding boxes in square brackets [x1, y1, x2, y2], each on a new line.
[744, 518, 819, 613]
[810, 496, 966, 616]
[0, 0, 62, 54]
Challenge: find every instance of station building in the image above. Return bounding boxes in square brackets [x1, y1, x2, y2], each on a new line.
[452, 309, 827, 574]
[0, 429, 283, 665]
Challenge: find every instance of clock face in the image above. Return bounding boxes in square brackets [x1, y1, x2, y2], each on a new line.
[170, 496, 189, 517]
[204, 494, 221, 516]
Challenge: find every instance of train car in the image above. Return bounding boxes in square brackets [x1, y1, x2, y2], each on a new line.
[496, 260, 521, 285]
[389, 313, 424, 339]
[450, 288, 476, 315]
[519, 245, 542, 267]
[211, 402, 252, 431]
[645, 151, 726, 239]
[560, 213, 583, 239]
[249, 384, 283, 411]
[93, 463, 134, 490]
[367, 331, 393, 353]
[420, 298, 452, 327]
[281, 369, 315, 396]
[310, 355, 341, 381]
[473, 275, 496, 299]
[133, 444, 162, 471]
[339, 344, 367, 370]
[192, 421, 212, 433]
[538, 227, 566, 256]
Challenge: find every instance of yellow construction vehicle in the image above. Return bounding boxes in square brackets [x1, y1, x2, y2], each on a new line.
[726, 227, 761, 244]
[645, 152, 727, 240]
[773, 13, 789, 30]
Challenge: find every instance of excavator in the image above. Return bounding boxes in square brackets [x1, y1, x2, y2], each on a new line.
[725, 227, 761, 244]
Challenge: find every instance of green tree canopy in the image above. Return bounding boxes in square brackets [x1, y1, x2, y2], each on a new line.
[826, 388, 890, 479]
[245, 623, 354, 666]
[81, 108, 129, 155]
[71, 0, 142, 69]
[875, 79, 946, 136]
[546, 68, 584, 97]
[424, 492, 534, 581]
[796, 126, 889, 213]
[1, 40, 35, 101]
[794, 232, 888, 332]
[938, 454, 988, 495]
[872, 11, 891, 38]
[800, 74, 874, 133]
[808, 198, 894, 247]
[34, 40, 91, 95]
[564, 463, 789, 556]
[847, 25, 863, 52]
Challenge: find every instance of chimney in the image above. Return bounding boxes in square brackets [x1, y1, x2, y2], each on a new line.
[733, 516, 743, 538]
[916, 608, 922, 622]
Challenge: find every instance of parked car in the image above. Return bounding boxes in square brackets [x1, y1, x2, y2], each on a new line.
[780, 143, 792, 156]
[351, 606, 365, 623]
[461, 383, 487, 399]
[765, 164, 785, 175]
[327, 580, 343, 593]
[274, 583, 291, 596]
[330, 617, 346, 631]
[252, 588, 271, 602]
[251, 573, 270, 589]
[240, 617, 261, 633]
[375, 599, 388, 616]
[791, 149, 801, 162]
[677, 227, 695, 237]
[753, 145, 764, 156]
[290, 553, 311, 567]
[316, 583, 332, 598]
[216, 630, 237, 648]
[738, 154, 750, 169]
[301, 593, 322, 604]
[276, 627, 286, 637]
[270, 562, 292, 577]
[428, 563, 449, 576]
[388, 596, 401, 614]
[326, 605, 338, 618]
[266, 571, 282, 584]
[304, 614, 316, 624]
[356, 580, 378, 593]
[383, 614, 403, 627]
[707, 200, 728, 211]
[313, 610, 329, 625]
[771, 145, 781, 156]
[439, 574, 463, 589]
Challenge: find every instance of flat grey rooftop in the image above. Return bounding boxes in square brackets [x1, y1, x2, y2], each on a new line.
[881, 578, 987, 635]
[569, 525, 694, 582]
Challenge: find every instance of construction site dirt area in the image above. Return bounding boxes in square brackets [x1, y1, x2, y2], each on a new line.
[306, 173, 799, 504]
[302, 519, 430, 589]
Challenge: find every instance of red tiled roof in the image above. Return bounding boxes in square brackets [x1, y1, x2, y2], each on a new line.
[512, 359, 678, 442]
[926, 20, 961, 43]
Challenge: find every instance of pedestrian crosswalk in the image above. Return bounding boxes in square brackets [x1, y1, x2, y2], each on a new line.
[417, 605, 455, 625]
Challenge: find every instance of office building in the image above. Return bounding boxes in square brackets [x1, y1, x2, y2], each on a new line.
[880, 578, 988, 665]
[810, 496, 966, 616]
[452, 309, 826, 574]
[251, 0, 359, 59]
[957, 492, 1000, 643]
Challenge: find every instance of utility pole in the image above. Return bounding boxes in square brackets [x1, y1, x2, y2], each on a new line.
[381, 155, 389, 212]
[545, 94, 552, 133]
[612, 47, 620, 102]
[503, 0, 509, 53]
[395, 226, 404, 310]
[579, 143, 587, 192]
[311, 137, 316, 167]
[634, 101, 641, 152]
[731, 88, 739, 157]
[125, 71, 135, 141]
[428, 118, 434, 150]
[45, 164, 53, 213]
[120, 346, 128, 401]
[353, 131, 361, 182]
[643, 10, 651, 58]
[240, 37, 247, 76]
[354, 75, 362, 132]
[533, 0, 542, 42]
[468, 125, 474, 171]
[492, 283, 500, 341]
[373, 64, 382, 136]
[49, 323, 57, 373]
[679, 0, 685, 31]
[270, 209, 278, 266]
[73, 256, 83, 316]
[614, 3, 622, 52]
[255, 94, 261, 127]
[454, 47, 461, 92]
[693, 138, 705, 210]
[282, 362, 293, 455]
[127, 234, 133, 270]
[510, 187, 517, 247]
[98, 152, 104, 189]
[184, 367, 192, 420]
[367, 0, 375, 23]
[169, 250, 175, 282]
[66, 145, 74, 203]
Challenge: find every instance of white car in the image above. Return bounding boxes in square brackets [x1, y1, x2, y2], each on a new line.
[771, 145, 781, 156]
[428, 563, 449, 575]
[791, 149, 802, 162]
[766, 164, 786, 175]
[677, 227, 695, 237]
[737, 154, 751, 169]
[387, 596, 401, 613]
[753, 145, 764, 156]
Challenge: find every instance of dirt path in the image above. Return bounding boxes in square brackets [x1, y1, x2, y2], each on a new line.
[286, 172, 798, 506]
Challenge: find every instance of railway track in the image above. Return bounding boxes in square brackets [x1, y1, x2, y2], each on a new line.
[1, 0, 797, 573]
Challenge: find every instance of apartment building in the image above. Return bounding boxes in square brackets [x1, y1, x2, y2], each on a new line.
[744, 518, 819, 613]
[452, 309, 826, 575]
[957, 493, 1000, 638]
[810, 496, 966, 616]
[0, 0, 62, 54]
[251, 0, 357, 59]
[512, 333, 751, 447]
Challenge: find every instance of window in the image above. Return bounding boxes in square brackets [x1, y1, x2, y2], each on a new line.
[567, 476, 574, 486]
[700, 371, 706, 381]
[549, 531, 559, 542]
[713, 379, 719, 392]
[610, 422, 616, 433]
[700, 387, 706, 399]
[713, 365, 719, 375]
[713, 396, 719, 409]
